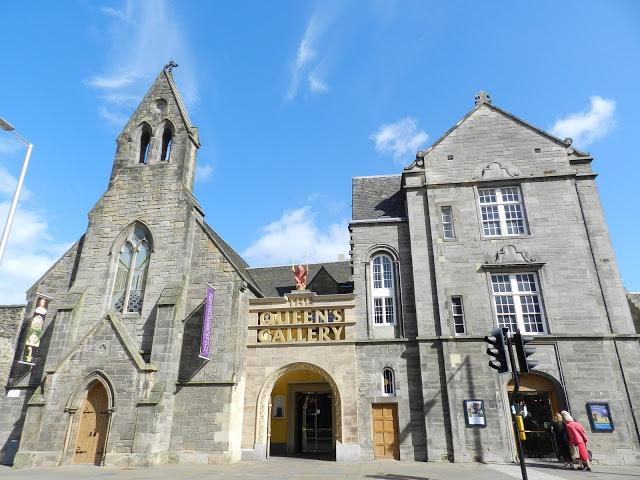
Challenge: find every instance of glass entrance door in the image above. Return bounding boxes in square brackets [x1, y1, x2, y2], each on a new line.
[300, 392, 332, 453]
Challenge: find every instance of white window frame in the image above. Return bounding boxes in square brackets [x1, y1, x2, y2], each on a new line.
[477, 186, 528, 237]
[441, 206, 455, 240]
[451, 296, 465, 335]
[382, 367, 395, 396]
[490, 272, 546, 334]
[371, 254, 397, 326]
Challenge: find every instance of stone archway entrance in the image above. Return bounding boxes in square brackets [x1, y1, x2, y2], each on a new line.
[72, 381, 110, 465]
[255, 362, 342, 460]
[507, 373, 567, 458]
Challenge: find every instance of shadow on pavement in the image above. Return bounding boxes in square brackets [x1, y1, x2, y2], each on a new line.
[526, 461, 640, 478]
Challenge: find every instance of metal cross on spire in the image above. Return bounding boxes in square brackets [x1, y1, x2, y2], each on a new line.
[164, 60, 179, 74]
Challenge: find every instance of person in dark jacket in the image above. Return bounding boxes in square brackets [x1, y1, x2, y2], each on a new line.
[551, 413, 572, 468]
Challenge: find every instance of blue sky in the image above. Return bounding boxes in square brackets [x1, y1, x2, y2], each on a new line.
[1, 0, 639, 303]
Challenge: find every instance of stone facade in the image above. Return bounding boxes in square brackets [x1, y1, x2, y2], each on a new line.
[1, 74, 638, 467]
[0, 68, 259, 467]
[348, 95, 640, 465]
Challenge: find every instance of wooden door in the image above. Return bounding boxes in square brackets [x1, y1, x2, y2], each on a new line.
[372, 404, 399, 459]
[73, 382, 109, 465]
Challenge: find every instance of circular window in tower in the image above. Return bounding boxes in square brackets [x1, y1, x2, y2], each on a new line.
[152, 98, 168, 114]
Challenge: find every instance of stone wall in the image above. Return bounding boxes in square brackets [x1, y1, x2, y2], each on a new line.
[0, 305, 25, 388]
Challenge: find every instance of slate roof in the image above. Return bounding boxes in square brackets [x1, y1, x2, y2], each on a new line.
[247, 261, 352, 298]
[352, 175, 405, 221]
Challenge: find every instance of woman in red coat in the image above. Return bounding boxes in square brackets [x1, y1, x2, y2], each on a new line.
[561, 411, 592, 471]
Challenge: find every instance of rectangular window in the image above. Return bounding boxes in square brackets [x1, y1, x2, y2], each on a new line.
[451, 296, 465, 334]
[491, 273, 545, 334]
[441, 206, 455, 239]
[374, 297, 395, 325]
[478, 186, 528, 236]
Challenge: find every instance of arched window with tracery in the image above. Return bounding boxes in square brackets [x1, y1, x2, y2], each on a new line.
[160, 123, 173, 162]
[382, 367, 395, 396]
[371, 254, 396, 325]
[111, 226, 151, 314]
[139, 123, 152, 164]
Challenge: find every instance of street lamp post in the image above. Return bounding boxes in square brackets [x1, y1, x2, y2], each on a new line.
[0, 116, 33, 267]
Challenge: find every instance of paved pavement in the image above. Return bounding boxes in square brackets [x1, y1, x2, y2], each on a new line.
[0, 458, 639, 480]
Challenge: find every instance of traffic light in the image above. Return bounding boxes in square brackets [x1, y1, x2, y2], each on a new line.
[484, 327, 509, 373]
[513, 332, 538, 374]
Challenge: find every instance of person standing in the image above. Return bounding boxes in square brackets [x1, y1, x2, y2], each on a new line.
[551, 413, 572, 468]
[561, 410, 592, 471]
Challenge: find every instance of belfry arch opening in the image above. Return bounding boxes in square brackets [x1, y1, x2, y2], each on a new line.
[507, 373, 567, 459]
[256, 363, 341, 460]
[160, 122, 173, 162]
[138, 124, 152, 164]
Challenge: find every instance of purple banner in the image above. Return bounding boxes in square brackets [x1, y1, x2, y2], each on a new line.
[199, 286, 215, 360]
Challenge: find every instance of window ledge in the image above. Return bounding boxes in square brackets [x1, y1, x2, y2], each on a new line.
[481, 234, 532, 241]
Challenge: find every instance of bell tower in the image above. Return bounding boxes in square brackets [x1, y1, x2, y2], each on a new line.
[109, 62, 200, 191]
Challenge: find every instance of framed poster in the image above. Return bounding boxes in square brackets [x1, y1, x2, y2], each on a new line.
[586, 402, 614, 432]
[464, 399, 486, 428]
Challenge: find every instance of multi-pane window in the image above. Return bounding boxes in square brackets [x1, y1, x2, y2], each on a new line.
[112, 226, 151, 314]
[371, 255, 396, 325]
[451, 296, 465, 335]
[491, 273, 545, 334]
[382, 368, 395, 396]
[478, 186, 527, 236]
[441, 206, 455, 239]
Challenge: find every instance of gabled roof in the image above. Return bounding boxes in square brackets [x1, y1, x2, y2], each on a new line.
[117, 65, 199, 146]
[352, 175, 405, 221]
[163, 68, 195, 136]
[404, 94, 591, 171]
[198, 219, 261, 295]
[247, 261, 352, 298]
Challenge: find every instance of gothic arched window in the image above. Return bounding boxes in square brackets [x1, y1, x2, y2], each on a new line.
[139, 124, 152, 164]
[111, 226, 151, 314]
[160, 124, 173, 162]
[371, 254, 396, 325]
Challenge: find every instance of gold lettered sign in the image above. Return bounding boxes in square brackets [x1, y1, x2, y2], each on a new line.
[19, 295, 52, 365]
[256, 308, 346, 343]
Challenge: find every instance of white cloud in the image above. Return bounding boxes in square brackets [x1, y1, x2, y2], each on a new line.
[551, 96, 616, 148]
[285, 14, 330, 100]
[195, 163, 214, 183]
[0, 167, 32, 201]
[243, 207, 349, 266]
[88, 0, 199, 128]
[308, 73, 328, 93]
[99, 4, 132, 22]
[87, 72, 141, 90]
[0, 169, 71, 304]
[99, 107, 129, 127]
[370, 117, 429, 163]
[0, 137, 22, 155]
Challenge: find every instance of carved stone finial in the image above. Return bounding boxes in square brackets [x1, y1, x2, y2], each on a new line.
[163, 60, 179, 74]
[474, 90, 492, 106]
[563, 137, 573, 146]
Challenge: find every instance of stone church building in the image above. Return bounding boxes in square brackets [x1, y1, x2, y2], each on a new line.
[1, 68, 639, 467]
